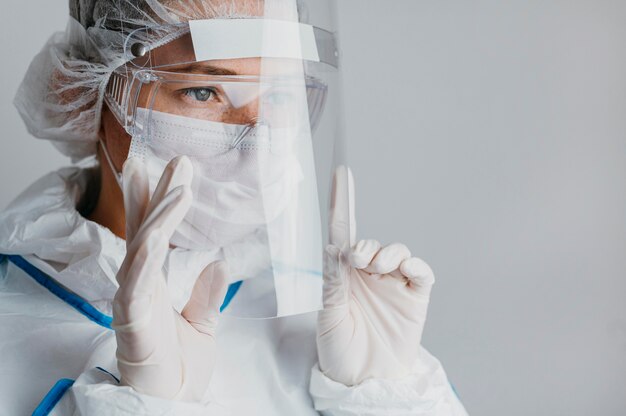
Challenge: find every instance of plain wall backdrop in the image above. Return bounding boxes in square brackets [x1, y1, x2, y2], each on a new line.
[1, 1, 625, 415]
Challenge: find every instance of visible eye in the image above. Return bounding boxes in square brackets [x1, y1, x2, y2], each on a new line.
[182, 87, 218, 102]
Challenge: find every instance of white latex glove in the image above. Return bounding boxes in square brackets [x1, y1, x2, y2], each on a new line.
[317, 166, 436, 386]
[112, 156, 229, 401]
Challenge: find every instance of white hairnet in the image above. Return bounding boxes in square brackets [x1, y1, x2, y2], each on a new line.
[14, 0, 302, 162]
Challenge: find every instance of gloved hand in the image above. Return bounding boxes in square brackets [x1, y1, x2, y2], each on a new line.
[112, 156, 229, 401]
[317, 166, 436, 386]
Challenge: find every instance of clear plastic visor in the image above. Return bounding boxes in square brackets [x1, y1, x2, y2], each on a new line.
[106, 18, 342, 319]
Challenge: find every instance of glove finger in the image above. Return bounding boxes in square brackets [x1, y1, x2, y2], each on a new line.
[329, 165, 356, 250]
[145, 155, 193, 221]
[113, 229, 168, 330]
[364, 243, 411, 275]
[118, 184, 189, 284]
[400, 257, 436, 295]
[122, 158, 150, 244]
[121, 184, 190, 285]
[322, 244, 350, 309]
[182, 261, 230, 336]
[349, 239, 381, 269]
[134, 184, 192, 247]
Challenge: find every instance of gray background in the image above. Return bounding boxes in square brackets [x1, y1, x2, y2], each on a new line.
[1, 1, 625, 415]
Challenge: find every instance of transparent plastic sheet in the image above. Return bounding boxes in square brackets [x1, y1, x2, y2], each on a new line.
[102, 0, 347, 319]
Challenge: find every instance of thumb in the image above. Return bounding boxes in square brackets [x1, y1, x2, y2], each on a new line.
[182, 260, 230, 336]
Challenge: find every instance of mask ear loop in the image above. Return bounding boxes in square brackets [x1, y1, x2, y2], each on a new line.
[99, 140, 123, 190]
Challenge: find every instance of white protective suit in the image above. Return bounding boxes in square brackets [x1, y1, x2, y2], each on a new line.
[0, 167, 468, 415]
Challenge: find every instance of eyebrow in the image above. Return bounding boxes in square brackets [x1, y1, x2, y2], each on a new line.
[166, 63, 239, 76]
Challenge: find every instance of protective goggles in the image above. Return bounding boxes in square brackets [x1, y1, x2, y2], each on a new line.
[104, 18, 337, 137]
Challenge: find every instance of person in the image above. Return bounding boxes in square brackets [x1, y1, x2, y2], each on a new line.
[0, 1, 468, 414]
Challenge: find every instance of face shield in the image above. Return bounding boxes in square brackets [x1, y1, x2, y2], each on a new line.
[104, 1, 346, 319]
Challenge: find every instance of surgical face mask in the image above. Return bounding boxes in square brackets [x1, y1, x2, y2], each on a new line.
[102, 108, 304, 252]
